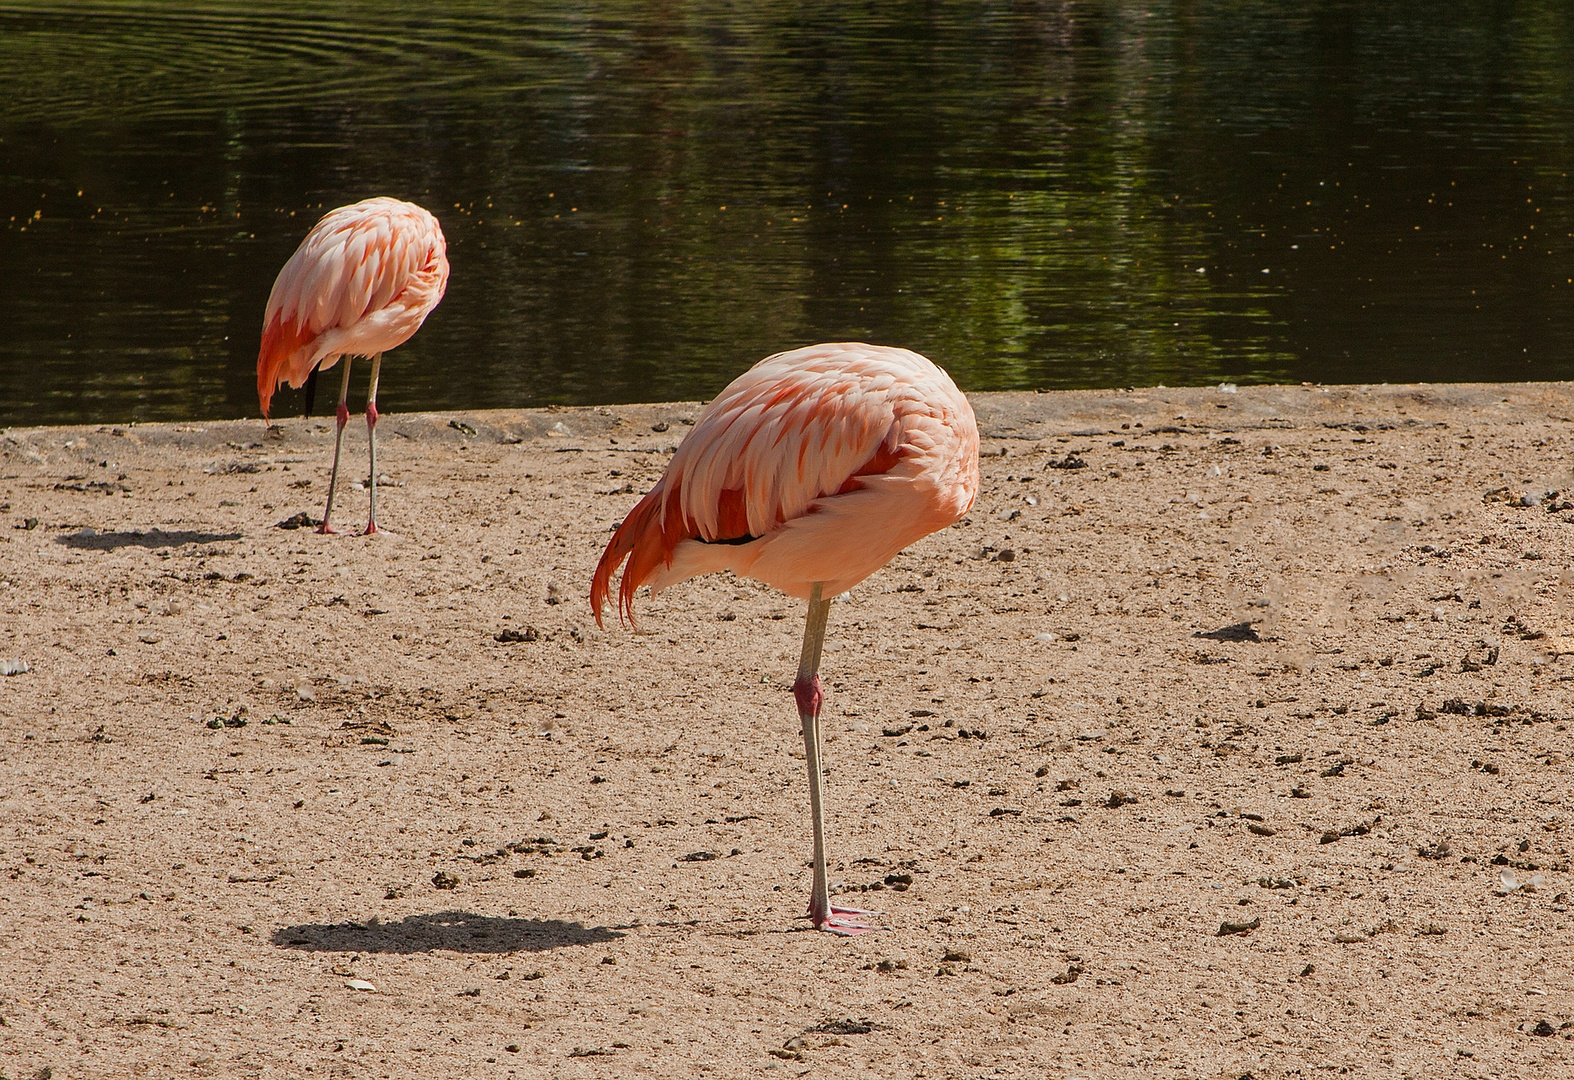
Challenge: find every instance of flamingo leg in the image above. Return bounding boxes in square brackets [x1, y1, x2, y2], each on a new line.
[793, 583, 876, 936]
[363, 353, 383, 535]
[316, 358, 353, 535]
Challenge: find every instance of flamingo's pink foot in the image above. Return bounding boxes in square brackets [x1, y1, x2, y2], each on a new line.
[808, 902, 880, 936]
[315, 522, 343, 535]
[818, 906, 879, 936]
[361, 523, 394, 537]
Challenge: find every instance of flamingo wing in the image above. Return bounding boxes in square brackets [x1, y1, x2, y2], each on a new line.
[592, 342, 979, 626]
[256, 198, 448, 418]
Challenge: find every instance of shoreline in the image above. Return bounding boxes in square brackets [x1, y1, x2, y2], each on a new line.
[8, 378, 1572, 449]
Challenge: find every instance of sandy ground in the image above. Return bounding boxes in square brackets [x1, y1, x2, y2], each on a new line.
[1, 382, 1573, 1080]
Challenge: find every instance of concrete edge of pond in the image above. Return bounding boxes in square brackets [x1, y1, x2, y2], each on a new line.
[5, 381, 1571, 454]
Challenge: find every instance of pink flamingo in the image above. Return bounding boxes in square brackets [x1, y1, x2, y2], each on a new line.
[257, 197, 450, 535]
[592, 342, 980, 934]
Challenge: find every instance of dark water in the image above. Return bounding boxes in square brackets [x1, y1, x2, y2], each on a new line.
[1, 1, 1571, 426]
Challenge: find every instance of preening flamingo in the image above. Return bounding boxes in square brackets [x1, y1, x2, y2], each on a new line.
[592, 342, 980, 934]
[257, 197, 449, 534]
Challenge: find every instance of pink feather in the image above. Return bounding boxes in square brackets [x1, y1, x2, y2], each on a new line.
[256, 197, 448, 419]
[592, 342, 980, 626]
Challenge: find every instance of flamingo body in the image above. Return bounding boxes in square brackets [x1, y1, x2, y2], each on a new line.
[257, 197, 449, 420]
[592, 342, 979, 626]
[591, 342, 979, 934]
[256, 197, 448, 534]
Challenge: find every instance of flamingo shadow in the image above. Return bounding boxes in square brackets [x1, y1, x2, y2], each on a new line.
[1194, 621, 1262, 643]
[271, 910, 624, 954]
[56, 528, 244, 551]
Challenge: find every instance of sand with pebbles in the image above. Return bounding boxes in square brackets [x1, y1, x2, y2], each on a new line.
[1, 382, 1572, 1079]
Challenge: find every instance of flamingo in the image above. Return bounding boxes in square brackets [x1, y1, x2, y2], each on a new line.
[257, 197, 450, 535]
[592, 342, 980, 934]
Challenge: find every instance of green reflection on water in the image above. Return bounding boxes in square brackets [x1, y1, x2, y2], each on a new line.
[0, 1, 1569, 425]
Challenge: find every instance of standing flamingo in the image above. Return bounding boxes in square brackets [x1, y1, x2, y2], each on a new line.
[592, 342, 980, 934]
[257, 197, 450, 534]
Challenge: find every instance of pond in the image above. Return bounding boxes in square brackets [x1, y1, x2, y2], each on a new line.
[1, 1, 1571, 425]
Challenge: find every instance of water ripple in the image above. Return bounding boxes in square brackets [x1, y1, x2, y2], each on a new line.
[1, 1, 1571, 424]
[0, 3, 580, 124]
